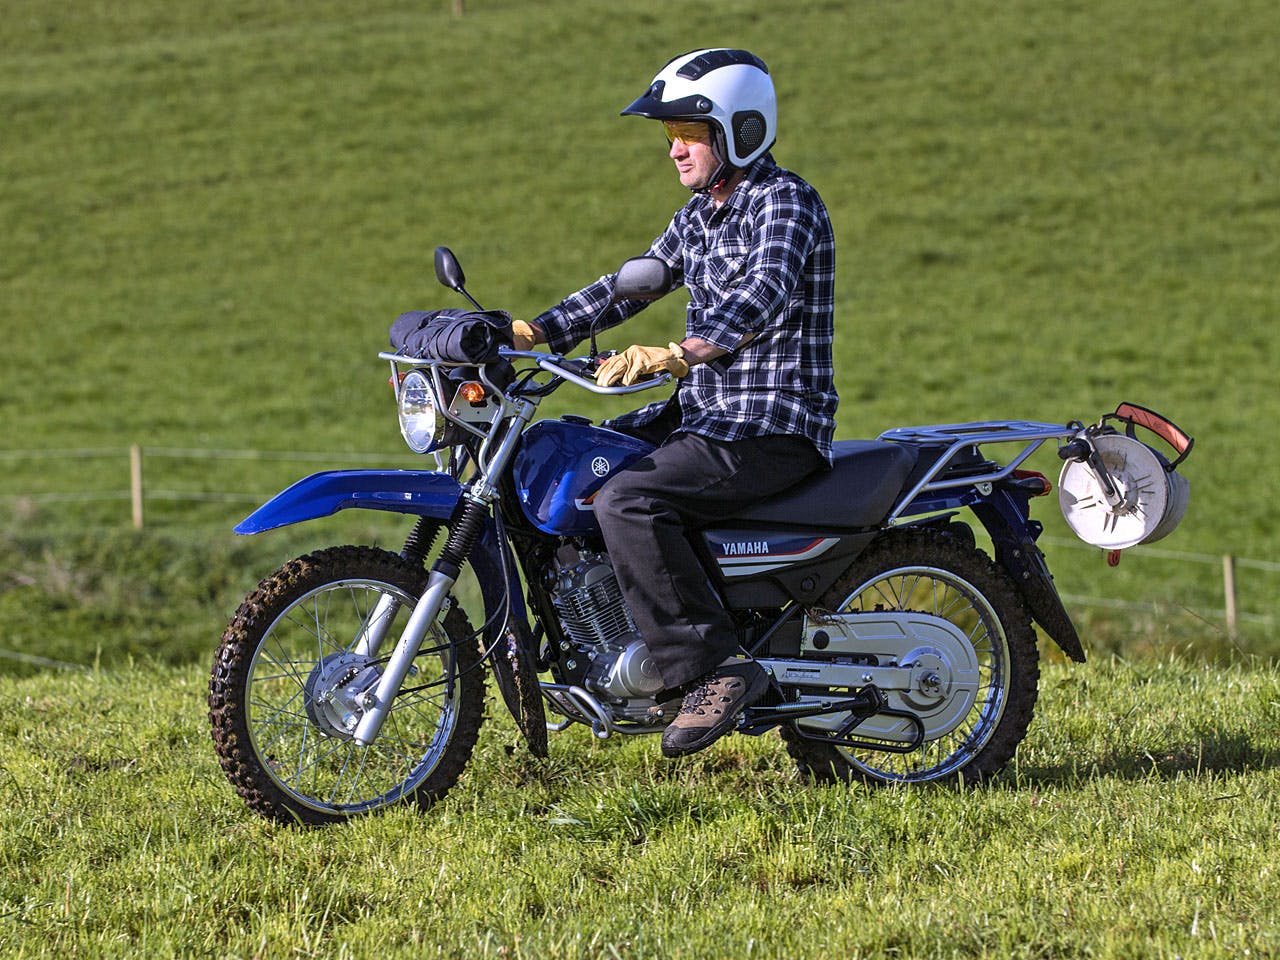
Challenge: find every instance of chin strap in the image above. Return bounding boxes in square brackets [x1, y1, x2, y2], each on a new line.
[690, 128, 736, 195]
[692, 172, 733, 196]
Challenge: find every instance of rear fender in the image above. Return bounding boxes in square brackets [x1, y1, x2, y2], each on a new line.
[970, 490, 1086, 663]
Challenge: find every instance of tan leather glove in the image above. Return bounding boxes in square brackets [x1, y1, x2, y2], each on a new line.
[510, 320, 539, 351]
[596, 342, 689, 387]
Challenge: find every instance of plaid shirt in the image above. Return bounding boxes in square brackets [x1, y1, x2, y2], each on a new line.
[534, 154, 837, 460]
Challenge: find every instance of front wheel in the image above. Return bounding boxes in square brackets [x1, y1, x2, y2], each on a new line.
[209, 545, 486, 825]
[781, 530, 1039, 786]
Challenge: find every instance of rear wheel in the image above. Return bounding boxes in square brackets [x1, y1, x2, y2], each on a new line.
[209, 545, 486, 824]
[781, 530, 1039, 785]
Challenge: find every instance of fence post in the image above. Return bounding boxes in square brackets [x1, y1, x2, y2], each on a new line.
[1222, 554, 1237, 640]
[130, 444, 144, 530]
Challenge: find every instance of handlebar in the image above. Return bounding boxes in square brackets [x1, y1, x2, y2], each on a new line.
[524, 350, 673, 396]
[377, 349, 674, 397]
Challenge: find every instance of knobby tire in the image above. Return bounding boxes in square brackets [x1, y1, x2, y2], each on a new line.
[781, 529, 1040, 786]
[208, 545, 487, 825]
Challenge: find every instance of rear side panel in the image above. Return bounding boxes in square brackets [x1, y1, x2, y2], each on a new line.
[706, 532, 843, 579]
[702, 527, 877, 608]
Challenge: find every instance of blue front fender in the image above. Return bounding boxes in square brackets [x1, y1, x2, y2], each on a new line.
[236, 468, 528, 640]
[235, 469, 465, 535]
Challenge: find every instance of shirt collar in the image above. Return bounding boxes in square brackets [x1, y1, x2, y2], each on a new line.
[703, 152, 778, 221]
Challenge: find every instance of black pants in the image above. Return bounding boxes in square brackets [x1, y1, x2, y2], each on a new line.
[594, 426, 823, 690]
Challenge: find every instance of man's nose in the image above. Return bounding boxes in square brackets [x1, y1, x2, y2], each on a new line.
[669, 138, 688, 159]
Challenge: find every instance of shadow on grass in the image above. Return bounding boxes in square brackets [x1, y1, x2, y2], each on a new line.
[1015, 726, 1279, 786]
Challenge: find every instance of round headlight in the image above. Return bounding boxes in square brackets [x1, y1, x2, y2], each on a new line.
[397, 369, 447, 453]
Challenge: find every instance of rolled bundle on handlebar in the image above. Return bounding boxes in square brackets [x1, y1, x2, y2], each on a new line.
[389, 308, 514, 364]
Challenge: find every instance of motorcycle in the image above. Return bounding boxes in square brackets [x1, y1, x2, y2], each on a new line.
[209, 248, 1194, 825]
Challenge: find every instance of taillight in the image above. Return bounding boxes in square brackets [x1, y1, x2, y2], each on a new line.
[1011, 469, 1052, 497]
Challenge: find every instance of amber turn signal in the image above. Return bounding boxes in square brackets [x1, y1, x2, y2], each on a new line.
[457, 381, 487, 405]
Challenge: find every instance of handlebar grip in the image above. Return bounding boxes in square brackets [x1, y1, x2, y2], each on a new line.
[1114, 402, 1193, 457]
[559, 356, 597, 377]
[1058, 439, 1092, 462]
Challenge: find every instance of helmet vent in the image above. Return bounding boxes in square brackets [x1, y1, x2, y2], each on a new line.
[677, 49, 769, 81]
[733, 111, 767, 155]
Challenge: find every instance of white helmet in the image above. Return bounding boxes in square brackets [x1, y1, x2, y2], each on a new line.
[622, 49, 777, 179]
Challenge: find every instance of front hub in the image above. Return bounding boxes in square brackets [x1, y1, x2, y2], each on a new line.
[304, 652, 384, 740]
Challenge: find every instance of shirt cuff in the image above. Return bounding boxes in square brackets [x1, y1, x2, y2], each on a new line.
[531, 308, 581, 355]
[688, 312, 752, 355]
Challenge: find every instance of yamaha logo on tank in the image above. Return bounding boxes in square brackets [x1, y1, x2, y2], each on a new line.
[591, 457, 611, 478]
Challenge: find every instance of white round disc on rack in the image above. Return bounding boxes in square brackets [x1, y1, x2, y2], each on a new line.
[1058, 434, 1189, 549]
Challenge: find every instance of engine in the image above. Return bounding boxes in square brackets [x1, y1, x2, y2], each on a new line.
[548, 548, 666, 710]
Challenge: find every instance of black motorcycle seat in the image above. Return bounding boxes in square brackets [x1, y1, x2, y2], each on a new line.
[728, 440, 919, 529]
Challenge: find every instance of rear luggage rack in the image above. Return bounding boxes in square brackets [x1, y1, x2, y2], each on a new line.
[879, 420, 1076, 523]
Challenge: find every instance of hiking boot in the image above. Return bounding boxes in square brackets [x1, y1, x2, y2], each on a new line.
[660, 659, 769, 758]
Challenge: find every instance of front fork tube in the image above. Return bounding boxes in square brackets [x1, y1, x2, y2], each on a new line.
[353, 499, 486, 746]
[352, 566, 458, 745]
[352, 518, 442, 658]
[352, 404, 533, 747]
[353, 594, 403, 659]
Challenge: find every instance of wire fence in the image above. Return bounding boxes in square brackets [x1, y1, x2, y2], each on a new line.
[1042, 536, 1277, 625]
[0, 445, 402, 525]
[2, 445, 1276, 639]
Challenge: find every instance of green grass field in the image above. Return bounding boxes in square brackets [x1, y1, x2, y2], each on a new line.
[2, 0, 1279, 955]
[3, 657, 1279, 958]
[3, 0, 1277, 656]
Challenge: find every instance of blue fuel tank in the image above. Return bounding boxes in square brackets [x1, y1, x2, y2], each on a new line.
[512, 418, 655, 536]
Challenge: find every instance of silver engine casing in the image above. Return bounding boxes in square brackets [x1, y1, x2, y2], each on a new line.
[549, 550, 665, 709]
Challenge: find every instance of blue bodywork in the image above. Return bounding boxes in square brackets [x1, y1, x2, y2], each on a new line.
[512, 419, 654, 536]
[234, 468, 521, 630]
[233, 425, 1081, 661]
[235, 469, 466, 534]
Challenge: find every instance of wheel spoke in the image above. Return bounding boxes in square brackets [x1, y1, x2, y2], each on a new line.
[259, 638, 311, 692]
[250, 689, 308, 729]
[812, 558, 1024, 784]
[254, 612, 460, 809]
[296, 737, 349, 792]
[326, 744, 360, 805]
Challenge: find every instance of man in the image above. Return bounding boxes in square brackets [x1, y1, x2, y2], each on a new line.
[513, 48, 837, 758]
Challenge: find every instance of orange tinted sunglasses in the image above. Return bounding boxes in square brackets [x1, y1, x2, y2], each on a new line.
[663, 120, 713, 145]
